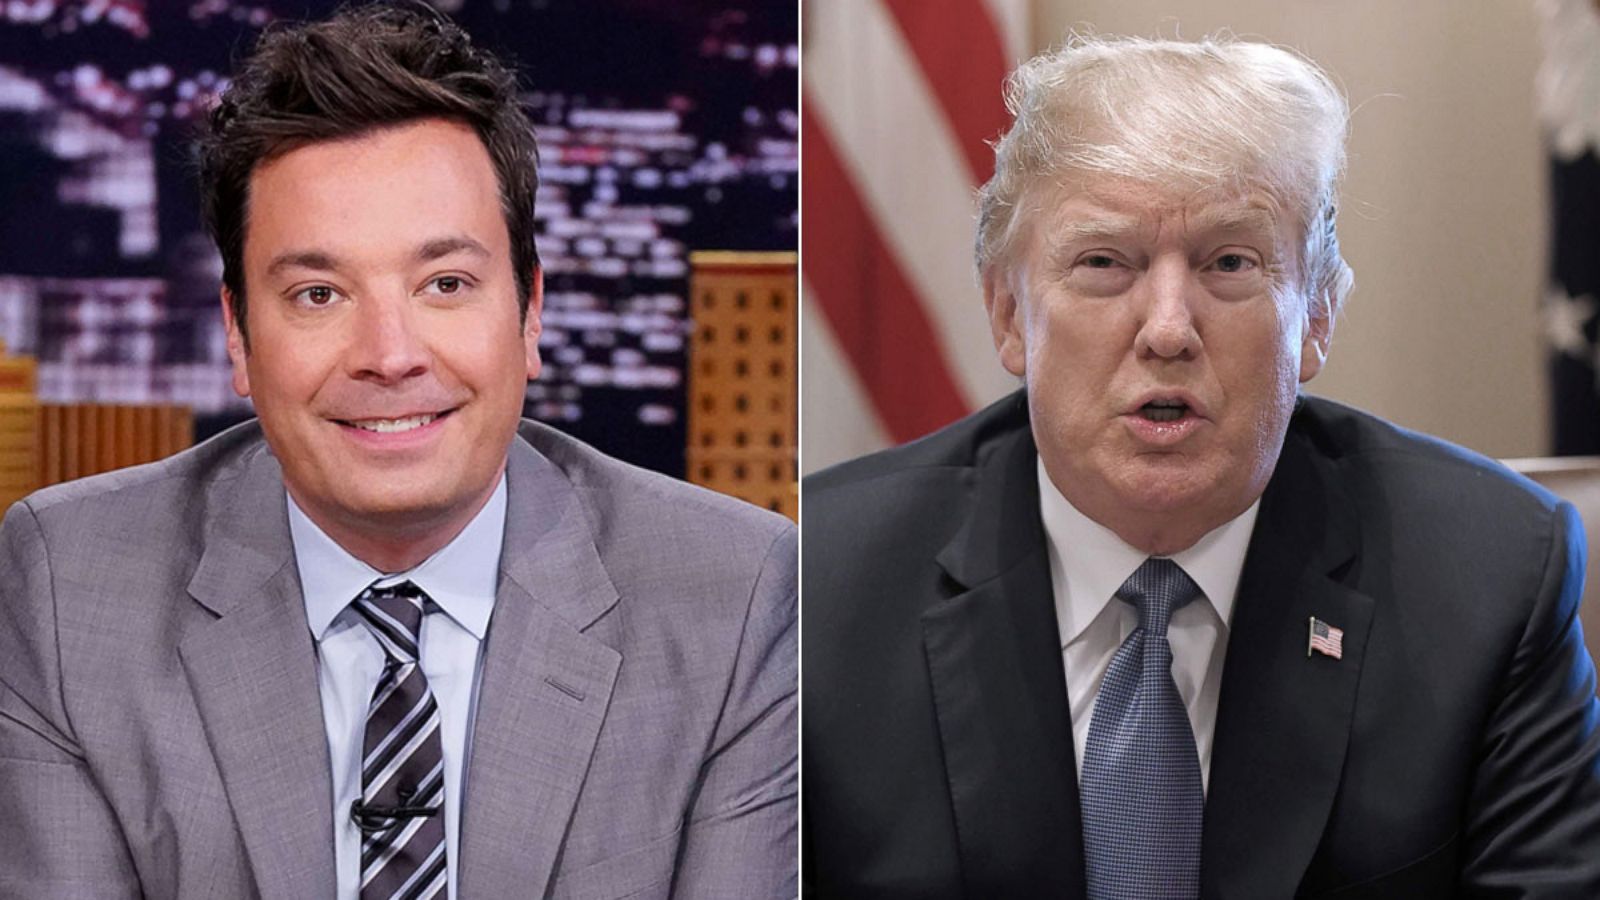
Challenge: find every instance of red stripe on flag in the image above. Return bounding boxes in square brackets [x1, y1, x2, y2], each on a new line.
[802, 104, 970, 443]
[882, 0, 1011, 185]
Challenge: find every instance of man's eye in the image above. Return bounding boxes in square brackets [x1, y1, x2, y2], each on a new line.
[296, 285, 337, 306]
[1081, 254, 1119, 269]
[1214, 253, 1255, 273]
[425, 275, 468, 295]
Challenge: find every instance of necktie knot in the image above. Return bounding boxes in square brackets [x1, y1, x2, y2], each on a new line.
[354, 580, 427, 664]
[1116, 558, 1201, 640]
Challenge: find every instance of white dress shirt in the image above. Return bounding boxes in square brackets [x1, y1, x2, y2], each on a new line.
[288, 475, 506, 900]
[1036, 459, 1259, 793]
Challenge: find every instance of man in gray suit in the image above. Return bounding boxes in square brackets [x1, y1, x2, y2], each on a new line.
[0, 6, 796, 898]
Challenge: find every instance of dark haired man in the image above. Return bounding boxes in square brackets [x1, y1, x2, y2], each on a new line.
[0, 6, 795, 899]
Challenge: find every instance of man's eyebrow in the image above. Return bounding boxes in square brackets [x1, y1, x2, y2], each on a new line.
[414, 236, 491, 263]
[261, 238, 490, 279]
[1191, 205, 1277, 235]
[1054, 215, 1142, 242]
[265, 250, 343, 277]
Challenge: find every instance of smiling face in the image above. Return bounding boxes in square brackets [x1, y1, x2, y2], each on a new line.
[224, 117, 541, 570]
[985, 174, 1331, 555]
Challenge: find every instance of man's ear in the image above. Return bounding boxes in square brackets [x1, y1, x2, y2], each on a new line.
[984, 268, 1027, 377]
[220, 288, 251, 398]
[523, 265, 544, 381]
[1299, 293, 1334, 383]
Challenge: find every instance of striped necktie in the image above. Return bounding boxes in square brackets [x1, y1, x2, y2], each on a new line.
[351, 581, 448, 900]
[1081, 558, 1205, 900]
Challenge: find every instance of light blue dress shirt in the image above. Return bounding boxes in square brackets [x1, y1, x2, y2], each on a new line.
[288, 475, 506, 900]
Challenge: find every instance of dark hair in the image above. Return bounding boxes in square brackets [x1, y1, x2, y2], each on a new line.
[197, 3, 540, 344]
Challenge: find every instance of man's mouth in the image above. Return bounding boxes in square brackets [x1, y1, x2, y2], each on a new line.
[1138, 399, 1189, 423]
[336, 409, 453, 433]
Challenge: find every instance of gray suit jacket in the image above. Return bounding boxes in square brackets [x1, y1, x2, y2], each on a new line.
[0, 419, 796, 899]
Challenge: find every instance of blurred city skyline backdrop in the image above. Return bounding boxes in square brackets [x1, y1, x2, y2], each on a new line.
[0, 0, 797, 477]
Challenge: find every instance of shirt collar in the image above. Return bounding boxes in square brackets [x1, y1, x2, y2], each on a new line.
[289, 473, 506, 642]
[1036, 457, 1259, 647]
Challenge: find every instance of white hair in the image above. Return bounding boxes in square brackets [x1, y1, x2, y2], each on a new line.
[976, 34, 1355, 319]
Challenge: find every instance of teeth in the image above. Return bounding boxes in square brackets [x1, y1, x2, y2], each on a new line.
[350, 414, 437, 433]
[1142, 406, 1185, 422]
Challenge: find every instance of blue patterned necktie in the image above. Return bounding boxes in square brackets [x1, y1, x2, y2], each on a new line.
[1081, 558, 1205, 900]
[352, 581, 448, 900]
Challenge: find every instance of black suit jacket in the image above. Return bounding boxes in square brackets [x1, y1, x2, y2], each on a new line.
[802, 392, 1600, 898]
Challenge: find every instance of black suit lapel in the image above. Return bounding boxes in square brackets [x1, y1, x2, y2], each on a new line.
[922, 426, 1087, 898]
[1203, 420, 1376, 898]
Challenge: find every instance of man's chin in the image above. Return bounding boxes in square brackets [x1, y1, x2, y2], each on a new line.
[364, 483, 461, 511]
[1110, 463, 1232, 514]
[318, 484, 467, 533]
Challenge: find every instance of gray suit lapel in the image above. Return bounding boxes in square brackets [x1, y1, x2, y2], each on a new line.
[457, 434, 622, 899]
[178, 444, 337, 899]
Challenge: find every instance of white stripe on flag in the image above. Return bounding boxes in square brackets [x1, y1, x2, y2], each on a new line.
[801, 285, 893, 473]
[982, 0, 1031, 63]
[806, 0, 1019, 415]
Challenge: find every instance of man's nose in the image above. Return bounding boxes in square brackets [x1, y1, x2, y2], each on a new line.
[1134, 260, 1201, 361]
[346, 292, 430, 383]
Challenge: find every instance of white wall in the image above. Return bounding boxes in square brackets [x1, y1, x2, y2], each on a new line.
[1034, 1, 1550, 457]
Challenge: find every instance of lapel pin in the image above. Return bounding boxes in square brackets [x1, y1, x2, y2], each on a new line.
[1308, 616, 1344, 660]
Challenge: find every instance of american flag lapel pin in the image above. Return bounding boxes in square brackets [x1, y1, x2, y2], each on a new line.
[1308, 616, 1344, 660]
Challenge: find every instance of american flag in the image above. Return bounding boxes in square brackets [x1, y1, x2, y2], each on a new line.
[1537, 0, 1600, 453]
[1308, 617, 1344, 660]
[801, 0, 1028, 473]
